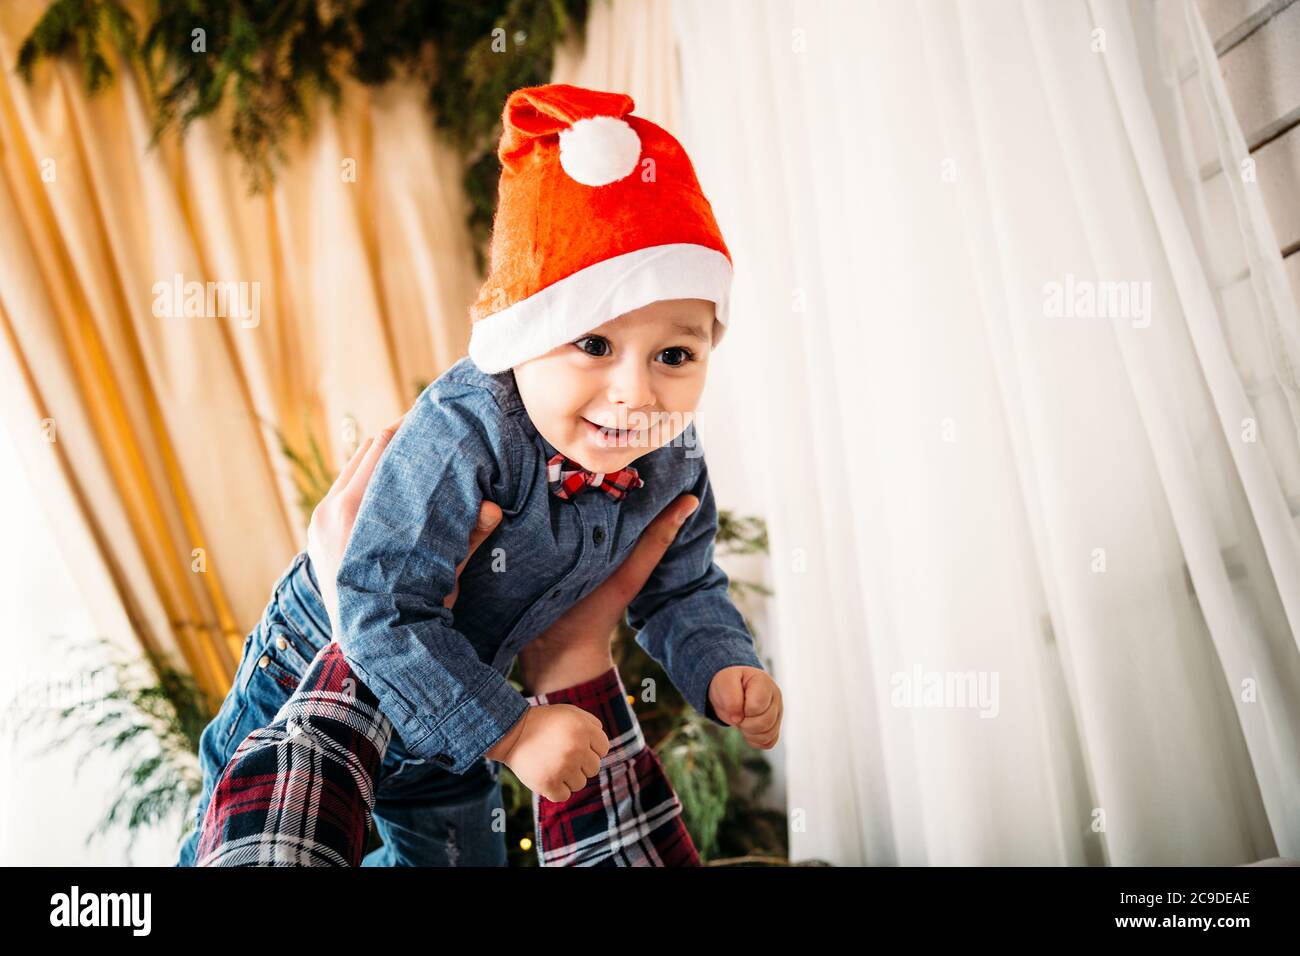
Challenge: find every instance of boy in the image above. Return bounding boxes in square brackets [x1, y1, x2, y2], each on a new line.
[192, 471, 706, 866]
[179, 82, 782, 866]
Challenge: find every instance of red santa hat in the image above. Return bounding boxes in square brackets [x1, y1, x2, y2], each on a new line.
[467, 83, 733, 373]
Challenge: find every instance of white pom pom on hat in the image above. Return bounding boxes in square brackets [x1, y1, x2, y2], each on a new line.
[558, 116, 642, 186]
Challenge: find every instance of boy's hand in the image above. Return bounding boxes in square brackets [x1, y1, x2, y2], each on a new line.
[485, 704, 610, 803]
[708, 666, 783, 749]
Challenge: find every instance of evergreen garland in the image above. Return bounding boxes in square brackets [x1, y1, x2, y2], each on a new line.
[17, 0, 591, 264]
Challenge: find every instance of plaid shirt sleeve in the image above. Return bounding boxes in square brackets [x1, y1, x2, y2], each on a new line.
[195, 641, 392, 866]
[196, 642, 700, 867]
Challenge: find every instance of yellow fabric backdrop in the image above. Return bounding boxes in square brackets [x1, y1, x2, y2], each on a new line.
[0, 0, 676, 704]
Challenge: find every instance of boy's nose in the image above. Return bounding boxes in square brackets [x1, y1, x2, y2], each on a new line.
[605, 364, 655, 414]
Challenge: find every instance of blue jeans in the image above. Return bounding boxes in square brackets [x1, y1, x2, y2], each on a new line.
[176, 551, 508, 866]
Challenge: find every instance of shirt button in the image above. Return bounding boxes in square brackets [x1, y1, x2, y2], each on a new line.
[275, 636, 288, 651]
[593, 526, 605, 545]
[432, 754, 454, 767]
[258, 655, 270, 669]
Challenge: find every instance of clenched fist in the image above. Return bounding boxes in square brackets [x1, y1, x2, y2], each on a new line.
[707, 666, 783, 749]
[486, 703, 610, 803]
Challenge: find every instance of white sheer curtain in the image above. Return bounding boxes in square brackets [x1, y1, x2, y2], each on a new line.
[673, 0, 1300, 865]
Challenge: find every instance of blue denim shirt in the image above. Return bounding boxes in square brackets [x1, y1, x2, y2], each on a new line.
[334, 356, 766, 774]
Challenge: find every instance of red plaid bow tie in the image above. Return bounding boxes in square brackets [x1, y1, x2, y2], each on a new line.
[547, 452, 645, 502]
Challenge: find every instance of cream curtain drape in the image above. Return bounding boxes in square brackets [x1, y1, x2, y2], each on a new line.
[0, 0, 481, 702]
[673, 0, 1300, 864]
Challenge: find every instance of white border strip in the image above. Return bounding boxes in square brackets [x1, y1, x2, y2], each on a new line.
[468, 243, 733, 373]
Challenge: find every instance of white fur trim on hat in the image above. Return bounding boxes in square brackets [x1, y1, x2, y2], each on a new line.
[468, 243, 732, 374]
[558, 116, 641, 186]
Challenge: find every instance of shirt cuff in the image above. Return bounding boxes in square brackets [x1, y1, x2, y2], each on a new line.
[405, 670, 531, 774]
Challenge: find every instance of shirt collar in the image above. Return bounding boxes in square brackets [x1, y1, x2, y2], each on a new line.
[537, 431, 561, 461]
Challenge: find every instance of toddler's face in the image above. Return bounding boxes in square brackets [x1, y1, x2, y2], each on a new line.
[512, 298, 714, 473]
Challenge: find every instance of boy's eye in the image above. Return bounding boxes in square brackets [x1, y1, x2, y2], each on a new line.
[658, 347, 694, 367]
[573, 335, 610, 357]
[571, 337, 695, 366]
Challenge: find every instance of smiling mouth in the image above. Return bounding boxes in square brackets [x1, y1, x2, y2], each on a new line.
[582, 417, 642, 444]
[584, 417, 634, 433]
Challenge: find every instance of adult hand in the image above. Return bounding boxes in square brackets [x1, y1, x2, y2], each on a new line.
[487, 492, 699, 786]
[515, 494, 700, 696]
[305, 415, 504, 637]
